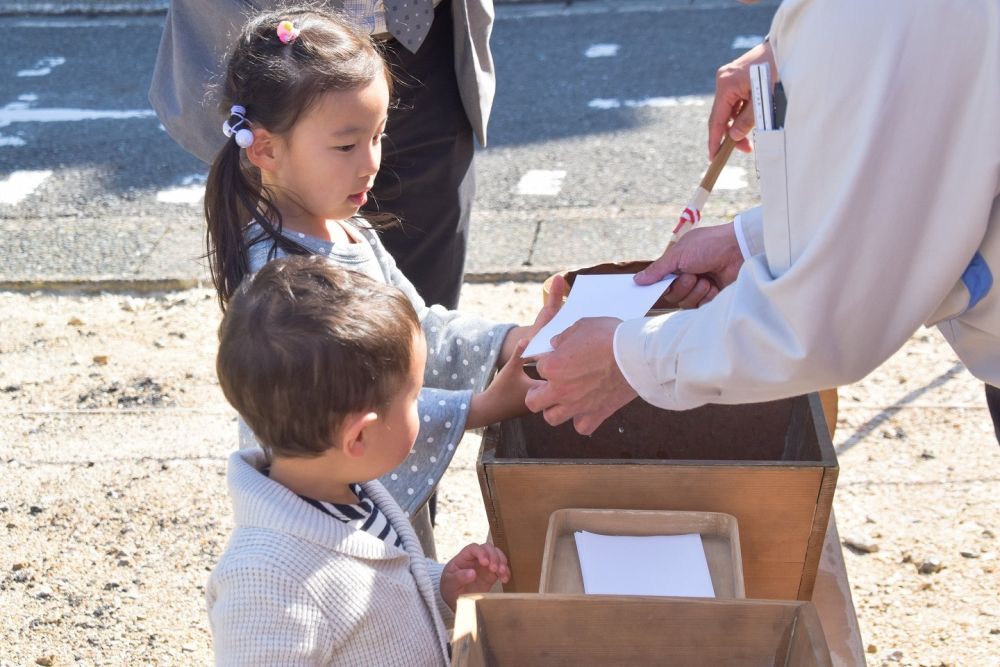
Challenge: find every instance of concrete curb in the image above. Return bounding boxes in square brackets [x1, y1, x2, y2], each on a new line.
[0, 269, 561, 294]
[0, 278, 203, 294]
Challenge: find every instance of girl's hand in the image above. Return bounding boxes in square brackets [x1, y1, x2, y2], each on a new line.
[467, 339, 536, 429]
[440, 543, 511, 611]
[497, 274, 567, 365]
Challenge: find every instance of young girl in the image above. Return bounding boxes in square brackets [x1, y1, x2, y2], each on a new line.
[204, 5, 557, 549]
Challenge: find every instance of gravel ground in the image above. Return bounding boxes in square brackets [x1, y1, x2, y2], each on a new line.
[1, 284, 999, 666]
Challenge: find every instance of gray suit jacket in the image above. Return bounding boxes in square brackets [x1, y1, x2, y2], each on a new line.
[148, 0, 495, 164]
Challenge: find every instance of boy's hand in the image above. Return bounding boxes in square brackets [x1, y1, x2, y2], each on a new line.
[440, 543, 511, 611]
[468, 339, 535, 429]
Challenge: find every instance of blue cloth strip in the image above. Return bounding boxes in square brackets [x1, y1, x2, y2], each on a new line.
[962, 252, 993, 311]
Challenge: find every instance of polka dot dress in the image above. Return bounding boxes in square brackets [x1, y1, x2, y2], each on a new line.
[379, 386, 470, 513]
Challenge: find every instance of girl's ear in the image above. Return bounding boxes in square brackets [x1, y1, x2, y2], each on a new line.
[245, 127, 282, 172]
[339, 411, 379, 459]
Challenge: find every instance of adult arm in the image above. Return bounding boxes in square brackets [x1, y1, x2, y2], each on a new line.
[530, 0, 999, 428]
[618, 0, 998, 410]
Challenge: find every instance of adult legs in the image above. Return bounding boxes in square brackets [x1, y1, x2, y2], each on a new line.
[367, 0, 475, 311]
[985, 384, 1000, 445]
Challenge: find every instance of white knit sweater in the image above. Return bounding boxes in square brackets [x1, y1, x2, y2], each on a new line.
[206, 449, 454, 666]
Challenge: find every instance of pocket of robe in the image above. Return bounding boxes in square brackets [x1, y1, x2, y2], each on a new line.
[754, 128, 793, 278]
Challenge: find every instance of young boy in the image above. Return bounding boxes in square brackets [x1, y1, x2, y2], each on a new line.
[208, 256, 510, 666]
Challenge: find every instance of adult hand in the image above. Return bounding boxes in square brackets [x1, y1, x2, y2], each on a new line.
[440, 543, 510, 611]
[708, 40, 775, 159]
[525, 317, 638, 436]
[635, 223, 744, 307]
[657, 272, 720, 310]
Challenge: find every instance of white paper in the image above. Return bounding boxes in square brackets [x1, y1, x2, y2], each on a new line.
[574, 531, 715, 598]
[522, 273, 675, 358]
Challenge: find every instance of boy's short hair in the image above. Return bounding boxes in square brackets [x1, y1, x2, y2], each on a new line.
[216, 255, 421, 458]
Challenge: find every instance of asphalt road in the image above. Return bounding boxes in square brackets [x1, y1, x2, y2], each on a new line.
[0, 0, 778, 288]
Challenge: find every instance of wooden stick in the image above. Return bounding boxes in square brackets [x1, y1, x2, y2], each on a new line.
[700, 133, 739, 191]
[668, 106, 752, 244]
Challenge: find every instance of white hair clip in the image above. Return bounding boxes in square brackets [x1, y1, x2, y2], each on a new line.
[222, 104, 255, 148]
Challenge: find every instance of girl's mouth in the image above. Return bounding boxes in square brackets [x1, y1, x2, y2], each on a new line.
[348, 191, 368, 207]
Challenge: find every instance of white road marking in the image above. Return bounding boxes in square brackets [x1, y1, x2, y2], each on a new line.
[626, 96, 707, 108]
[0, 98, 156, 150]
[156, 174, 207, 205]
[0, 107, 157, 124]
[156, 187, 204, 205]
[13, 18, 157, 28]
[589, 95, 708, 110]
[0, 134, 26, 147]
[17, 57, 66, 78]
[515, 170, 566, 196]
[711, 166, 748, 191]
[585, 43, 620, 58]
[589, 98, 621, 109]
[0, 170, 53, 205]
[731, 35, 765, 49]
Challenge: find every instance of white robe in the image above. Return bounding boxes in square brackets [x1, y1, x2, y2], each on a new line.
[616, 0, 1000, 410]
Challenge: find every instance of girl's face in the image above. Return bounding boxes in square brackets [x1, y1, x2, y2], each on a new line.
[262, 76, 390, 233]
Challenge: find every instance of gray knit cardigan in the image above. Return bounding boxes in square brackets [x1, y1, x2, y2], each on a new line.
[207, 449, 454, 666]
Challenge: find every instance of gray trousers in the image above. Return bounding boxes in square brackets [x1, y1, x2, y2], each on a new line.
[365, 0, 475, 311]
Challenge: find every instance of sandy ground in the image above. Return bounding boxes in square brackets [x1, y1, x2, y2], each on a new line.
[1, 283, 999, 666]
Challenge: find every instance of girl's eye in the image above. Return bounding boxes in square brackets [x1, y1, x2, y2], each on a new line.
[333, 144, 355, 152]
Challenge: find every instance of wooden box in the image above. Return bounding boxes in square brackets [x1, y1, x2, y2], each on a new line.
[451, 594, 833, 666]
[540, 263, 840, 438]
[477, 394, 837, 600]
[539, 508, 745, 598]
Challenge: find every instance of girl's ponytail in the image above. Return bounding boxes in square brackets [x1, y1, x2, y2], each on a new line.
[204, 138, 257, 310]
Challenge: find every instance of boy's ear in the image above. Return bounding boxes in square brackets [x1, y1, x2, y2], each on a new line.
[244, 127, 282, 171]
[339, 411, 379, 459]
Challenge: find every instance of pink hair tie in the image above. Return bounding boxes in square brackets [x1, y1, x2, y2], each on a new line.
[276, 20, 300, 45]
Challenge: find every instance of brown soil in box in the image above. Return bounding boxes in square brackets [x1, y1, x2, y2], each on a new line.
[495, 395, 825, 463]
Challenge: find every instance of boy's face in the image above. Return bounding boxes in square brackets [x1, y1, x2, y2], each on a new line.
[362, 329, 427, 478]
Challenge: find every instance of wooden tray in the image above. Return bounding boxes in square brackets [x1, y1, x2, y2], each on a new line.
[538, 508, 744, 598]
